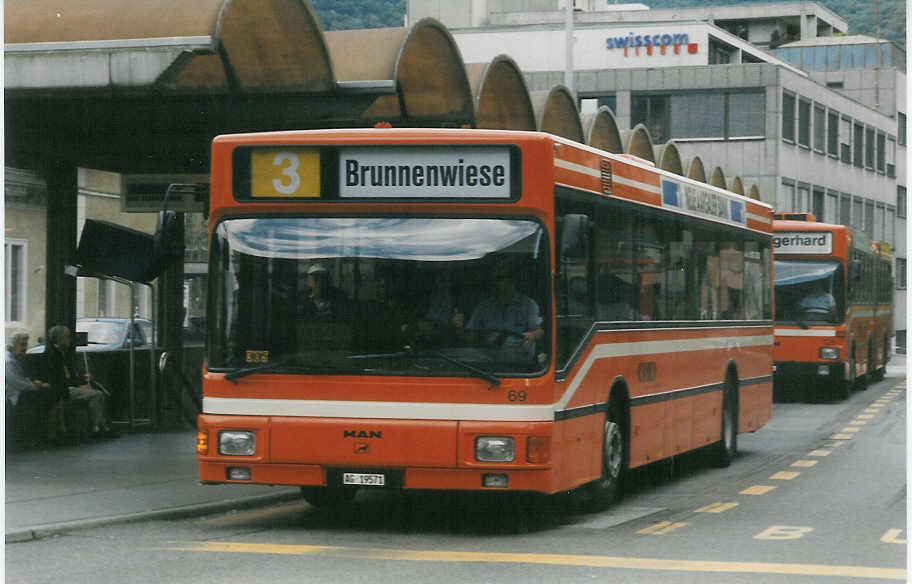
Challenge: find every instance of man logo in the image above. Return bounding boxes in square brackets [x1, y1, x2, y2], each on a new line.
[344, 430, 383, 439]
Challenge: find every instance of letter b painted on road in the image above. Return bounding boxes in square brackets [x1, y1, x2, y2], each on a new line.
[754, 525, 814, 540]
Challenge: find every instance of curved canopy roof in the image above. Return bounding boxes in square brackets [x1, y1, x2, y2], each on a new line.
[684, 157, 707, 183]
[583, 107, 623, 154]
[654, 141, 683, 175]
[325, 19, 473, 125]
[621, 124, 656, 164]
[710, 167, 727, 189]
[730, 176, 745, 196]
[466, 55, 535, 131]
[748, 184, 761, 201]
[6, 0, 335, 93]
[531, 86, 583, 142]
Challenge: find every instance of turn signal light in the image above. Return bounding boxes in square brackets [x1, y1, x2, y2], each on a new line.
[526, 436, 551, 463]
[196, 430, 209, 455]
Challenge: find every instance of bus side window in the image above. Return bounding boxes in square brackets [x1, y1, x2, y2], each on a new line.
[720, 239, 744, 320]
[635, 213, 665, 321]
[595, 203, 635, 321]
[696, 232, 720, 320]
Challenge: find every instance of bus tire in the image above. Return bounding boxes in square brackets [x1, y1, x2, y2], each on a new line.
[300, 486, 358, 508]
[712, 375, 738, 468]
[572, 400, 627, 512]
[835, 350, 854, 400]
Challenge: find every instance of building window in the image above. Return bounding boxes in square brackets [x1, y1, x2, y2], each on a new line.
[813, 104, 825, 153]
[839, 193, 852, 226]
[779, 179, 795, 212]
[827, 110, 839, 156]
[865, 127, 875, 170]
[825, 190, 839, 223]
[726, 91, 765, 138]
[797, 184, 810, 212]
[875, 204, 885, 241]
[896, 258, 906, 290]
[887, 137, 896, 177]
[840, 117, 852, 163]
[797, 98, 811, 147]
[898, 186, 907, 219]
[632, 94, 670, 143]
[886, 207, 895, 246]
[899, 112, 907, 146]
[636, 90, 765, 142]
[670, 93, 724, 139]
[876, 132, 886, 173]
[782, 92, 796, 142]
[853, 198, 863, 230]
[5, 240, 27, 325]
[812, 187, 825, 220]
[853, 122, 864, 167]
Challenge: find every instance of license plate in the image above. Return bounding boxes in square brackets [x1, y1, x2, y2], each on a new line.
[342, 472, 385, 486]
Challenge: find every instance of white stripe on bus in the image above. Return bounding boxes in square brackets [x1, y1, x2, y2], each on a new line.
[203, 397, 555, 421]
[206, 335, 772, 420]
[555, 335, 773, 411]
[746, 212, 771, 224]
[554, 157, 600, 177]
[774, 329, 837, 337]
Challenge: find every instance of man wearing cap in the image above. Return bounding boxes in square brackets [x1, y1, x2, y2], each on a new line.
[301, 263, 351, 322]
[461, 265, 543, 359]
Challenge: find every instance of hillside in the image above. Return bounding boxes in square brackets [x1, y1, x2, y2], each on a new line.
[310, 0, 905, 48]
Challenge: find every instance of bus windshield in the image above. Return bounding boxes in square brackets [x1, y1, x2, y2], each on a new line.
[774, 259, 845, 324]
[209, 217, 550, 377]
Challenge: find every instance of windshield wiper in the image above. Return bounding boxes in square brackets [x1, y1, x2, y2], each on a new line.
[224, 358, 295, 383]
[347, 349, 500, 388]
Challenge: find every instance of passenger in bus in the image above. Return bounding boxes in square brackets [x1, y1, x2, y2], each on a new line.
[300, 263, 351, 322]
[798, 279, 836, 321]
[458, 265, 543, 358]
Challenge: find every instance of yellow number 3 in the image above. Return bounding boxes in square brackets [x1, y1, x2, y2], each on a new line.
[272, 152, 301, 195]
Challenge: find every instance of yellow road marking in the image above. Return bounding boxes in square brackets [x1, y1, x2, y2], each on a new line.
[754, 525, 814, 540]
[696, 502, 739, 513]
[856, 414, 875, 420]
[848, 420, 867, 426]
[162, 541, 907, 580]
[770, 471, 800, 480]
[637, 521, 688, 535]
[791, 460, 818, 468]
[808, 449, 831, 457]
[830, 433, 854, 440]
[840, 427, 861, 433]
[881, 529, 907, 545]
[741, 485, 776, 495]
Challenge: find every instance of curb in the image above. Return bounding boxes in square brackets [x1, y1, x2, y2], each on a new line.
[5, 490, 301, 543]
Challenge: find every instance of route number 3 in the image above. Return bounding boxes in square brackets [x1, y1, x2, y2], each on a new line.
[250, 148, 320, 198]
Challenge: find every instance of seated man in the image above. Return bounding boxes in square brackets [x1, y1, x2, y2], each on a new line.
[5, 332, 54, 446]
[798, 279, 837, 322]
[44, 325, 119, 441]
[459, 265, 543, 359]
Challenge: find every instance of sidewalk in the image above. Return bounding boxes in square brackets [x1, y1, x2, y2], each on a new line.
[4, 430, 300, 542]
[5, 353, 906, 543]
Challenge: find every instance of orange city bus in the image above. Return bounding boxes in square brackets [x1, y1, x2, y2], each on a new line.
[772, 213, 893, 400]
[196, 128, 774, 508]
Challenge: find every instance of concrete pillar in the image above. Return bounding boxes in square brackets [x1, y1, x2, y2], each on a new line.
[43, 161, 78, 339]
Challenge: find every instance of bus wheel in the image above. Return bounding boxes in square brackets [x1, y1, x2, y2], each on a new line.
[712, 379, 738, 468]
[572, 402, 626, 512]
[300, 486, 358, 508]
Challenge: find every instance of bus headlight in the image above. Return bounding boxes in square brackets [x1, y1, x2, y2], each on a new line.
[219, 431, 256, 456]
[475, 436, 515, 462]
[819, 347, 840, 360]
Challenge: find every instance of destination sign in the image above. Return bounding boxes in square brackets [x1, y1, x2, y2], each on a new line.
[773, 232, 833, 254]
[339, 146, 512, 198]
[661, 178, 745, 225]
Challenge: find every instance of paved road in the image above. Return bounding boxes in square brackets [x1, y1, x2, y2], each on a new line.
[6, 368, 905, 584]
